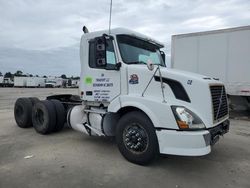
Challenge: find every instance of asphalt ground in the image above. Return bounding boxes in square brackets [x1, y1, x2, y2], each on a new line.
[0, 88, 249, 188]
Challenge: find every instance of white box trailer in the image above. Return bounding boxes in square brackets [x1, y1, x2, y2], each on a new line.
[14, 76, 27, 87]
[171, 26, 250, 108]
[26, 77, 45, 87]
[0, 76, 3, 85]
[55, 78, 64, 87]
[0, 76, 4, 87]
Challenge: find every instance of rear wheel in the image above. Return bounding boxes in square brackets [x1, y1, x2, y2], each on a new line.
[50, 99, 66, 132]
[116, 111, 159, 165]
[14, 98, 33, 128]
[29, 97, 40, 106]
[32, 100, 56, 134]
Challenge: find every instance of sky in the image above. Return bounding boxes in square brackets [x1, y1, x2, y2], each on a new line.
[0, 0, 249, 77]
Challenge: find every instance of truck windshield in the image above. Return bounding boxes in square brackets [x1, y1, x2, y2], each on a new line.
[117, 35, 165, 66]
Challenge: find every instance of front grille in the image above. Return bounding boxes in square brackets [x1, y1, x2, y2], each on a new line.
[210, 85, 228, 122]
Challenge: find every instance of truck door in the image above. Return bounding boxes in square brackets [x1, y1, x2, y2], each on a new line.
[84, 36, 120, 103]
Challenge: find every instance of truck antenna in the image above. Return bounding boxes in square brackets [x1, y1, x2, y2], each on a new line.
[108, 0, 113, 35]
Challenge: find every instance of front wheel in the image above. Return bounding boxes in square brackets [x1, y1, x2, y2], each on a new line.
[116, 111, 159, 165]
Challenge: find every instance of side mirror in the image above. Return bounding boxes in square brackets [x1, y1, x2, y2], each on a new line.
[160, 51, 165, 64]
[95, 36, 107, 67]
[147, 60, 154, 71]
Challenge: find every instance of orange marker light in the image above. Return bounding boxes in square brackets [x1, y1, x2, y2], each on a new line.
[177, 120, 189, 129]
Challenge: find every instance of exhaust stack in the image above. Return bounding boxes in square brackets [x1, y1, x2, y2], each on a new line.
[82, 26, 89, 34]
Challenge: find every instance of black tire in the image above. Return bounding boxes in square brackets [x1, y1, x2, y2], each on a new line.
[116, 111, 159, 165]
[32, 100, 56, 134]
[29, 97, 40, 106]
[14, 98, 33, 128]
[66, 107, 73, 128]
[50, 99, 66, 132]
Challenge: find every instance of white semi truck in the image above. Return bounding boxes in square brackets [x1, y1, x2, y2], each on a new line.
[2, 77, 14, 87]
[171, 25, 250, 109]
[45, 77, 65, 88]
[14, 27, 229, 164]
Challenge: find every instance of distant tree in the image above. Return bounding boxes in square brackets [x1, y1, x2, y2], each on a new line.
[43, 75, 47, 78]
[35, 75, 39, 77]
[0, 72, 2, 76]
[4, 72, 12, 78]
[14, 70, 23, 77]
[29, 74, 33, 77]
[61, 74, 67, 79]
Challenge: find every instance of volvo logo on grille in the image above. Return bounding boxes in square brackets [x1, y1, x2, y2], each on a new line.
[219, 97, 222, 103]
[216, 87, 224, 119]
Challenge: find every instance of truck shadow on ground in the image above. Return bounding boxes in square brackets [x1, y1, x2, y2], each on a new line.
[43, 124, 247, 174]
[230, 110, 250, 120]
[61, 128, 234, 166]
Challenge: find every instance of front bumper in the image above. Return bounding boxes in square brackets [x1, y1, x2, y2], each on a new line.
[156, 119, 230, 156]
[208, 119, 230, 145]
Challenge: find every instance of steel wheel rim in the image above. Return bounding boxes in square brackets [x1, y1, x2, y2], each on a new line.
[16, 105, 24, 117]
[35, 109, 44, 125]
[123, 123, 149, 154]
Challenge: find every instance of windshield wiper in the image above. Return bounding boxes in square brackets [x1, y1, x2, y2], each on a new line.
[127, 61, 146, 65]
[127, 61, 165, 67]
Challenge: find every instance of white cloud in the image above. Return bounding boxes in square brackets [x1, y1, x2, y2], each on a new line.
[0, 0, 250, 75]
[182, 16, 226, 30]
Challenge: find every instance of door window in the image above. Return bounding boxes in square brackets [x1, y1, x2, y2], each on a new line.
[89, 39, 116, 68]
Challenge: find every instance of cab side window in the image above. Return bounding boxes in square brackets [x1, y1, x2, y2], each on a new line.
[89, 41, 96, 68]
[89, 39, 116, 68]
[106, 40, 116, 65]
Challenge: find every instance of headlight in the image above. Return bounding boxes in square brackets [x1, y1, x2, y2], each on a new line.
[171, 106, 205, 130]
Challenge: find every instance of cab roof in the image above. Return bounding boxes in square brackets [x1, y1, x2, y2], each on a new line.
[81, 27, 164, 48]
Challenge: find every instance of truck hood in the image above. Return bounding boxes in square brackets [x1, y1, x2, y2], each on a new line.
[128, 65, 222, 85]
[163, 67, 219, 83]
[127, 65, 227, 128]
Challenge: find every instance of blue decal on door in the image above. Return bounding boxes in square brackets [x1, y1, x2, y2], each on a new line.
[129, 74, 139, 84]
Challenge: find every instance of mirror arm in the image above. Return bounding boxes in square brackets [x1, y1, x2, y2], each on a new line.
[115, 62, 122, 70]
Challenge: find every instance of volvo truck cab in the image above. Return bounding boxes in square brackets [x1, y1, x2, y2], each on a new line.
[14, 28, 230, 165]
